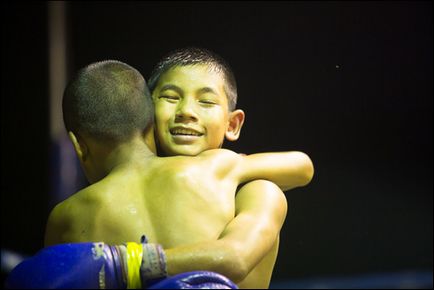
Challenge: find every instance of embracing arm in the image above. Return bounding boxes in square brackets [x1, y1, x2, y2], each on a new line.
[164, 180, 287, 284]
[234, 151, 314, 191]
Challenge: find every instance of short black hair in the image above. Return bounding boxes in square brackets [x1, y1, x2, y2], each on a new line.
[63, 60, 153, 143]
[148, 47, 238, 111]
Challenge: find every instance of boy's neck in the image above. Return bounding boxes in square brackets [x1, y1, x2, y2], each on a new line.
[84, 128, 157, 184]
[104, 136, 155, 172]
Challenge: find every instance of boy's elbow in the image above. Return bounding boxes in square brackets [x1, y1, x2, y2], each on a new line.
[295, 152, 314, 187]
[302, 156, 314, 186]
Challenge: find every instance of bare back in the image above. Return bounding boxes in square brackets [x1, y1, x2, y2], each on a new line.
[45, 150, 280, 288]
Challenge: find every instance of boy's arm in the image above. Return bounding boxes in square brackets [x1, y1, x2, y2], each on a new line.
[234, 151, 314, 191]
[164, 180, 287, 283]
[45, 201, 96, 246]
[44, 205, 65, 246]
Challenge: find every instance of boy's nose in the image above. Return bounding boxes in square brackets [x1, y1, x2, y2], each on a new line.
[175, 101, 198, 122]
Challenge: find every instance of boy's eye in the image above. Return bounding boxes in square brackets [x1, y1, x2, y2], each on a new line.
[160, 95, 180, 102]
[199, 100, 217, 105]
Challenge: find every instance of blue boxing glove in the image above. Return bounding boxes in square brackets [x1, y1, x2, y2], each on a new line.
[5, 237, 237, 289]
[5, 242, 126, 289]
[148, 271, 238, 289]
[5, 236, 168, 289]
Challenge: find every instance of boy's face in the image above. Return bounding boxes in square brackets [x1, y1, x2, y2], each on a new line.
[152, 64, 236, 156]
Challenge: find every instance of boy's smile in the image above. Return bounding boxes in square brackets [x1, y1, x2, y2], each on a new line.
[170, 126, 204, 142]
[152, 65, 231, 156]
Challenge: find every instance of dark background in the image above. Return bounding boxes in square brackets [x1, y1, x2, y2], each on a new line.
[1, 1, 432, 285]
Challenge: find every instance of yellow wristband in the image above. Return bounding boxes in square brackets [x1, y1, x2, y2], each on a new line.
[125, 242, 143, 289]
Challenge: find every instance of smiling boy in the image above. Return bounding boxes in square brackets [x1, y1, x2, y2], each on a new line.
[147, 47, 314, 288]
[151, 64, 244, 157]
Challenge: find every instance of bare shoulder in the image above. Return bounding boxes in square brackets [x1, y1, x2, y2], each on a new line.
[45, 197, 73, 246]
[197, 148, 240, 161]
[48, 189, 83, 224]
[55, 186, 99, 215]
[196, 149, 242, 177]
[45, 186, 99, 246]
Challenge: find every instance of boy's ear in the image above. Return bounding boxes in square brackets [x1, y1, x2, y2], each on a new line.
[68, 131, 88, 162]
[225, 109, 245, 141]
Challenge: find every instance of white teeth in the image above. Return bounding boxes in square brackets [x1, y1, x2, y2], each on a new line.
[171, 128, 201, 136]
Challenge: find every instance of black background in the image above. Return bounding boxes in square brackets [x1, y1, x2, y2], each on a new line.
[1, 1, 432, 283]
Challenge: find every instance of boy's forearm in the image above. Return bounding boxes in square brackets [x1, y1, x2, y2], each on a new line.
[165, 180, 287, 284]
[165, 241, 247, 283]
[240, 151, 314, 191]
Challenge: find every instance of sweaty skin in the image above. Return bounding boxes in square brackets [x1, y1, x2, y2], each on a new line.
[45, 141, 311, 288]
